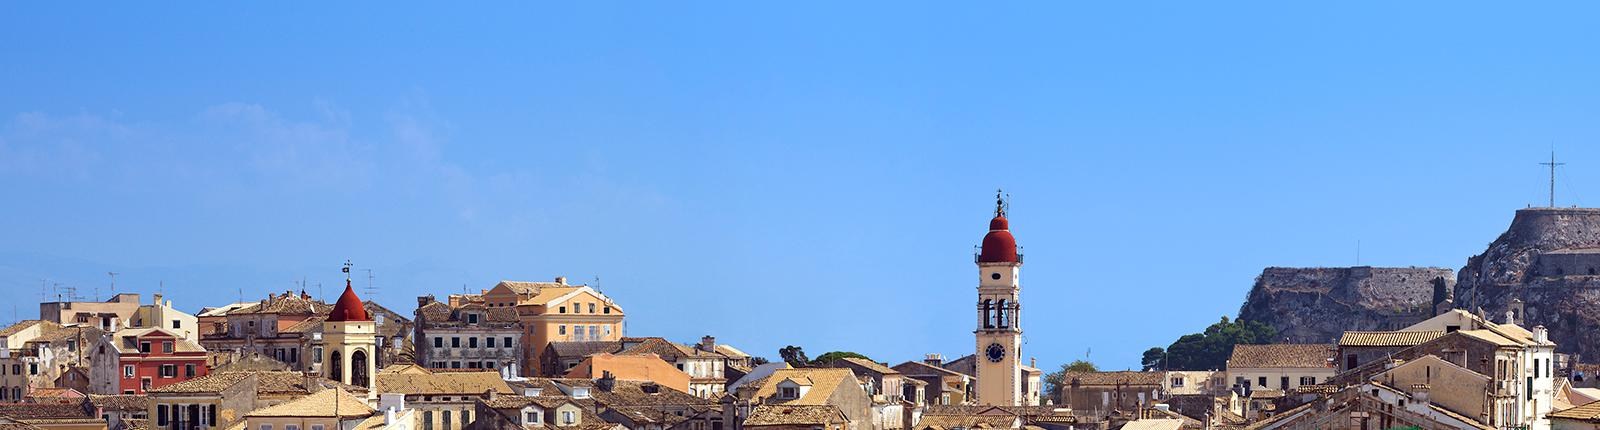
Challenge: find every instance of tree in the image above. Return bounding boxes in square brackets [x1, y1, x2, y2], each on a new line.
[1043, 360, 1099, 404]
[779, 346, 809, 368]
[750, 356, 770, 366]
[809, 351, 871, 366]
[1141, 347, 1166, 371]
[1156, 316, 1277, 371]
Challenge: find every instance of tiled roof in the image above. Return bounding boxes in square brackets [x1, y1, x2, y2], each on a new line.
[0, 320, 58, 338]
[31, 325, 103, 343]
[835, 357, 900, 375]
[715, 344, 750, 358]
[1553, 400, 1600, 422]
[550, 341, 624, 357]
[1249, 389, 1283, 399]
[89, 394, 149, 412]
[1228, 344, 1335, 369]
[119, 418, 148, 430]
[375, 371, 513, 396]
[1458, 329, 1526, 347]
[495, 281, 562, 295]
[893, 361, 967, 378]
[417, 301, 452, 321]
[197, 303, 255, 318]
[1339, 331, 1444, 347]
[0, 402, 95, 420]
[233, 293, 328, 315]
[745, 405, 845, 426]
[246, 389, 373, 418]
[917, 414, 1018, 429]
[589, 380, 713, 408]
[147, 371, 316, 395]
[755, 368, 857, 405]
[109, 327, 206, 354]
[1063, 371, 1164, 386]
[0, 423, 44, 430]
[619, 337, 724, 360]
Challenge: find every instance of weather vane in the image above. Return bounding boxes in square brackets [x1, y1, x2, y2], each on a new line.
[994, 189, 1010, 216]
[342, 260, 352, 281]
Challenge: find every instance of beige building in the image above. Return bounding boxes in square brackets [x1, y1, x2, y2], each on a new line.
[750, 368, 873, 430]
[1224, 344, 1336, 393]
[375, 367, 513, 430]
[0, 320, 65, 401]
[40, 293, 144, 332]
[480, 279, 625, 377]
[243, 388, 418, 430]
[1553, 401, 1600, 430]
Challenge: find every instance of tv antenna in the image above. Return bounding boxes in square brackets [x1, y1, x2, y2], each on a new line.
[104, 271, 118, 301]
[364, 269, 377, 296]
[1540, 150, 1566, 207]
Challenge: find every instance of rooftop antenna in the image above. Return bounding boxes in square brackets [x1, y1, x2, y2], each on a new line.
[103, 271, 117, 301]
[1540, 150, 1566, 207]
[364, 269, 377, 297]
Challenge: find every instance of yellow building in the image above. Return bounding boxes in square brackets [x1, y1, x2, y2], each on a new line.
[375, 367, 512, 430]
[241, 388, 416, 430]
[323, 279, 377, 390]
[480, 278, 625, 376]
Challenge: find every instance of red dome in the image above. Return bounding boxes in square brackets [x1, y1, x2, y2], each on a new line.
[326, 280, 371, 322]
[978, 215, 1020, 263]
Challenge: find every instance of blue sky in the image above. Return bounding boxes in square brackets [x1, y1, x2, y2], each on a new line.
[3, 2, 1600, 370]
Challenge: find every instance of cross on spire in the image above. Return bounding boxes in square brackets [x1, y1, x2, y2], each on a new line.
[1540, 151, 1566, 207]
[342, 260, 352, 282]
[994, 189, 1009, 217]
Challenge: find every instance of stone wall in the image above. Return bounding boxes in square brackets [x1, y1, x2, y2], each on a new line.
[1456, 208, 1600, 360]
[1237, 267, 1456, 343]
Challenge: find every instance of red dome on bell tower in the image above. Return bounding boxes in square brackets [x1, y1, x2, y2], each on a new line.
[977, 191, 1021, 264]
[327, 279, 371, 322]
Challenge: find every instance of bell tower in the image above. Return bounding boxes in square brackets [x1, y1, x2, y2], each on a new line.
[323, 261, 376, 391]
[975, 191, 1024, 406]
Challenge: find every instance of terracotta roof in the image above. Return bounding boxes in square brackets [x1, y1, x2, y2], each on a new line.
[917, 413, 1018, 429]
[109, 327, 207, 354]
[89, 394, 149, 412]
[550, 341, 624, 357]
[246, 389, 373, 418]
[280, 316, 327, 334]
[0, 423, 44, 430]
[417, 301, 452, 321]
[0, 402, 95, 420]
[495, 280, 562, 295]
[893, 361, 967, 378]
[1458, 329, 1526, 347]
[1228, 344, 1335, 369]
[755, 368, 857, 405]
[234, 293, 328, 315]
[147, 371, 317, 395]
[0, 320, 58, 338]
[31, 325, 103, 343]
[527, 287, 584, 305]
[588, 380, 712, 408]
[1553, 400, 1600, 422]
[834, 357, 900, 375]
[1064, 371, 1164, 386]
[1339, 331, 1445, 347]
[745, 405, 845, 426]
[375, 371, 513, 396]
[1249, 389, 1283, 399]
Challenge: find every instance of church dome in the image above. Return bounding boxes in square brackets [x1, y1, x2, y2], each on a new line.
[979, 214, 1020, 263]
[327, 280, 371, 322]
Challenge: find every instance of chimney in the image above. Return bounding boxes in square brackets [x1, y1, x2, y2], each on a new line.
[1534, 326, 1550, 344]
[1504, 310, 1517, 325]
[700, 336, 716, 352]
[597, 371, 616, 392]
[924, 353, 944, 367]
[418, 295, 436, 308]
[485, 388, 498, 400]
[304, 372, 324, 393]
[555, 276, 567, 285]
[1410, 384, 1430, 408]
[153, 294, 164, 307]
[1031, 357, 1037, 369]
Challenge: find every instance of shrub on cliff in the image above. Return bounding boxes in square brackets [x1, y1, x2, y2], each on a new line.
[1155, 316, 1277, 370]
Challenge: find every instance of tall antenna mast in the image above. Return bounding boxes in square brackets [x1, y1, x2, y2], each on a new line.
[1540, 151, 1566, 207]
[104, 271, 117, 301]
[364, 269, 377, 296]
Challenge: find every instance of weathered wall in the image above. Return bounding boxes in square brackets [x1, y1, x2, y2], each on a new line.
[1456, 208, 1600, 360]
[1237, 267, 1456, 343]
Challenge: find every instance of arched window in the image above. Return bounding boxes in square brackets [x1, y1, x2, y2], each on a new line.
[329, 350, 343, 382]
[982, 299, 994, 329]
[351, 349, 370, 388]
[998, 299, 1009, 328]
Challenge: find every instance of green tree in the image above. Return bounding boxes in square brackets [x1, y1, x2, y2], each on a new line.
[779, 346, 810, 368]
[1141, 347, 1166, 371]
[1157, 316, 1277, 371]
[809, 351, 871, 366]
[1043, 360, 1100, 404]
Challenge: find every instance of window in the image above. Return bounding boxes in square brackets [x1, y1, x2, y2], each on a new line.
[451, 361, 462, 369]
[172, 319, 181, 329]
[1280, 376, 1290, 389]
[574, 325, 586, 340]
[559, 325, 566, 335]
[140, 342, 152, 353]
[314, 346, 324, 363]
[28, 363, 37, 375]
[186, 364, 197, 378]
[286, 425, 300, 430]
[780, 387, 799, 398]
[468, 314, 479, 324]
[559, 306, 566, 314]
[158, 405, 169, 426]
[1257, 377, 1267, 387]
[487, 337, 496, 348]
[525, 411, 541, 424]
[452, 337, 461, 348]
[260, 425, 273, 430]
[124, 365, 135, 378]
[1171, 377, 1185, 387]
[504, 337, 514, 347]
[209, 405, 216, 426]
[1300, 376, 1315, 385]
[312, 426, 324, 430]
[434, 337, 443, 348]
[563, 411, 575, 425]
[162, 342, 174, 353]
[469, 337, 478, 348]
[589, 303, 595, 313]
[604, 306, 611, 314]
[444, 409, 452, 429]
[589, 325, 599, 341]
[424, 411, 434, 430]
[461, 410, 470, 425]
[161, 364, 176, 378]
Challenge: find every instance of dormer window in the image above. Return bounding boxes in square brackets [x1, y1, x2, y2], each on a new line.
[524, 388, 543, 396]
[571, 387, 590, 399]
[780, 387, 799, 399]
[467, 314, 479, 324]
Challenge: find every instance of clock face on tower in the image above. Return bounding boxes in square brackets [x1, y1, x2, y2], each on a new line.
[986, 343, 1005, 362]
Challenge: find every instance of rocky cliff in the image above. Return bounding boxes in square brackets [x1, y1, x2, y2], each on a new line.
[1455, 208, 1600, 359]
[1237, 266, 1456, 343]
